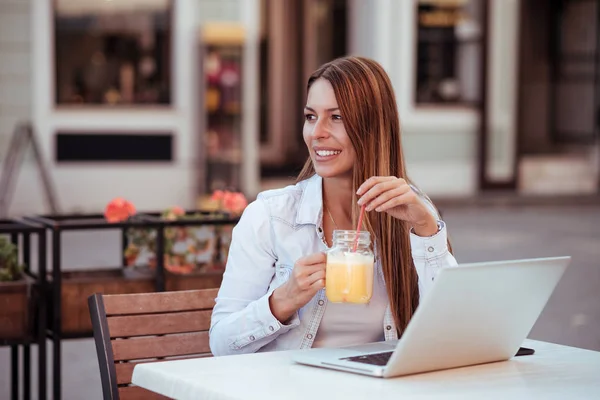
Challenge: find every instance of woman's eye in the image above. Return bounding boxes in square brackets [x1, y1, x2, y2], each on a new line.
[332, 114, 342, 121]
[304, 114, 316, 121]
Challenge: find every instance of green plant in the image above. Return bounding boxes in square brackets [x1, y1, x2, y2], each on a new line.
[123, 209, 227, 274]
[0, 237, 23, 282]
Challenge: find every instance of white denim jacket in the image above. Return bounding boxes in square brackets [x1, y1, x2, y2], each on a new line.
[209, 174, 458, 357]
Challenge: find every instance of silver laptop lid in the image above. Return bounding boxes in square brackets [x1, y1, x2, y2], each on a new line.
[383, 256, 571, 377]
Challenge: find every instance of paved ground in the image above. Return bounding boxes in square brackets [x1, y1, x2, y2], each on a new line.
[1, 204, 599, 399]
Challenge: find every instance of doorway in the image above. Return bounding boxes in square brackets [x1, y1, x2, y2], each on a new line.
[517, 0, 600, 194]
[259, 0, 348, 181]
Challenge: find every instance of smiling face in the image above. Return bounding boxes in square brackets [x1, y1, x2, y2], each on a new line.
[303, 78, 356, 179]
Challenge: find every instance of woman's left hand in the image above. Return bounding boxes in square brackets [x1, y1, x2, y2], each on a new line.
[356, 176, 439, 236]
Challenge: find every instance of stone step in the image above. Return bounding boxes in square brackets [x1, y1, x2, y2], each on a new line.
[519, 154, 598, 195]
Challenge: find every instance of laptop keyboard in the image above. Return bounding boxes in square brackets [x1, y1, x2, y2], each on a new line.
[341, 346, 535, 367]
[339, 346, 536, 367]
[340, 351, 393, 366]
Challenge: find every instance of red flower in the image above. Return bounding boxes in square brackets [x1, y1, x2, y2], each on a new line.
[104, 197, 136, 223]
[211, 190, 225, 202]
[222, 192, 248, 215]
[209, 190, 248, 215]
[163, 205, 186, 221]
[171, 206, 185, 216]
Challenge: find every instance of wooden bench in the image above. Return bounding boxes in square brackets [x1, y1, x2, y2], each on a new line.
[88, 289, 218, 400]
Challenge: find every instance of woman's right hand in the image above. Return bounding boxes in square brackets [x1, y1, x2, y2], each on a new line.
[269, 252, 327, 323]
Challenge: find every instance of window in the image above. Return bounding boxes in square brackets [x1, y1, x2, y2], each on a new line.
[415, 0, 485, 106]
[54, 0, 173, 106]
[201, 23, 244, 193]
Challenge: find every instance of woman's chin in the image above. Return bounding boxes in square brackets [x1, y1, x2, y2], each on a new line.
[314, 165, 352, 179]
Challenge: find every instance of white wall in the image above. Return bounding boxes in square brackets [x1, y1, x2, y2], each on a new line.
[360, 0, 479, 197]
[1, 0, 254, 217]
[349, 0, 522, 197]
[486, 0, 520, 183]
[0, 0, 35, 213]
[197, 0, 242, 23]
[0, 0, 31, 138]
[239, 0, 261, 198]
[393, 1, 478, 197]
[347, 0, 376, 60]
[19, 0, 199, 216]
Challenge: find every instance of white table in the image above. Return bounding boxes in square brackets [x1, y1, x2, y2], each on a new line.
[132, 340, 600, 400]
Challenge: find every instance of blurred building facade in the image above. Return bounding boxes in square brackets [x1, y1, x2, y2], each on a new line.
[0, 0, 598, 216]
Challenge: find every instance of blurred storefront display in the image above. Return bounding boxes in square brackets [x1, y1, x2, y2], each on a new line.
[54, 0, 173, 106]
[1, 0, 598, 218]
[200, 23, 244, 194]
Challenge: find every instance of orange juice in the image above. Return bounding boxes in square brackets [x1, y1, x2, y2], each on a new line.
[326, 252, 374, 304]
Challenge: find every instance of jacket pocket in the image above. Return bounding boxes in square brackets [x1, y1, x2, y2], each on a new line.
[274, 263, 293, 287]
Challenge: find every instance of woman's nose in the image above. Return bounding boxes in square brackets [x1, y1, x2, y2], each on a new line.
[310, 118, 330, 140]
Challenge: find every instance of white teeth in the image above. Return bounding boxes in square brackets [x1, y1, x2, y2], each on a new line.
[316, 150, 341, 157]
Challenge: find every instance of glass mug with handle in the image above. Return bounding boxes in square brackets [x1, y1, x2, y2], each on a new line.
[325, 230, 374, 304]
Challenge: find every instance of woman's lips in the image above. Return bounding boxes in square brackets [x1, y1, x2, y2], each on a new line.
[314, 148, 342, 161]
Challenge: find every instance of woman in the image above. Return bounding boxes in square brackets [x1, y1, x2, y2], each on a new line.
[209, 56, 458, 356]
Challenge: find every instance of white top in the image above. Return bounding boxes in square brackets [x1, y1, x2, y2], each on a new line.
[132, 339, 600, 400]
[312, 265, 388, 348]
[209, 174, 459, 356]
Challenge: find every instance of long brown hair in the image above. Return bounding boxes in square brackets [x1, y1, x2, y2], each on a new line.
[297, 56, 449, 334]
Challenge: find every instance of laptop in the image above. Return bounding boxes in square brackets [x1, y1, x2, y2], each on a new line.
[292, 256, 571, 378]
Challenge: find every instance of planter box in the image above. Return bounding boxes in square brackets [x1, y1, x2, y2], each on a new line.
[58, 268, 154, 334]
[0, 277, 31, 340]
[165, 270, 223, 291]
[55, 266, 224, 335]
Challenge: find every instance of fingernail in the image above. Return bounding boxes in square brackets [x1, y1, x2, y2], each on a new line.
[357, 199, 363, 206]
[366, 205, 373, 211]
[375, 207, 381, 212]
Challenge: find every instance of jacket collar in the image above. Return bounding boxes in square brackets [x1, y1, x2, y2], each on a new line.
[296, 174, 323, 226]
